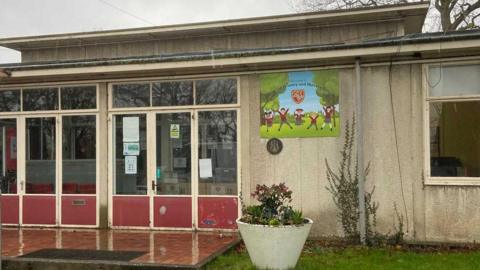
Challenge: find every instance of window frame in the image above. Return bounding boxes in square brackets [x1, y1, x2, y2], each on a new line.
[0, 83, 99, 115]
[423, 61, 480, 186]
[109, 77, 240, 111]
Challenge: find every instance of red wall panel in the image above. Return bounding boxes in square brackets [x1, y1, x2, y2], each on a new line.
[61, 196, 96, 226]
[1, 195, 19, 224]
[23, 196, 56, 225]
[198, 197, 238, 229]
[112, 196, 149, 227]
[153, 197, 191, 228]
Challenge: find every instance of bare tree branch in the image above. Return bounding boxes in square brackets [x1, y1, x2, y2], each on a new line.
[291, 0, 480, 31]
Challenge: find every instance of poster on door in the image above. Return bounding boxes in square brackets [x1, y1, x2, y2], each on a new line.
[260, 70, 340, 138]
[125, 156, 137, 174]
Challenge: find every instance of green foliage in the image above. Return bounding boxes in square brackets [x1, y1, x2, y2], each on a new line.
[291, 210, 305, 225]
[313, 70, 339, 106]
[325, 116, 378, 244]
[240, 183, 306, 225]
[263, 96, 280, 111]
[268, 218, 281, 226]
[260, 73, 289, 95]
[260, 73, 288, 111]
[325, 116, 405, 247]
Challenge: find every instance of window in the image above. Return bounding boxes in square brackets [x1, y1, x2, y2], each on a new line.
[111, 78, 237, 108]
[427, 64, 480, 182]
[26, 117, 56, 194]
[61, 86, 97, 110]
[112, 83, 150, 108]
[62, 115, 96, 194]
[198, 110, 237, 195]
[152, 81, 193, 106]
[196, 78, 237, 105]
[113, 114, 148, 195]
[155, 112, 192, 195]
[0, 119, 17, 194]
[23, 88, 58, 111]
[0, 90, 20, 112]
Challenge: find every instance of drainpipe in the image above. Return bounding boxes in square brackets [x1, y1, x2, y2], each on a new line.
[355, 58, 366, 245]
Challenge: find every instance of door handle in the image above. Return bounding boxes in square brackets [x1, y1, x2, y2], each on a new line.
[151, 180, 156, 191]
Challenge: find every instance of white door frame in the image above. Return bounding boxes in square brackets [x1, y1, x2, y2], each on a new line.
[107, 108, 241, 231]
[2, 113, 100, 228]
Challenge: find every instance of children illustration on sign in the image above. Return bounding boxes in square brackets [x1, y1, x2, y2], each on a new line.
[264, 110, 274, 132]
[294, 109, 304, 126]
[276, 108, 293, 131]
[321, 105, 335, 131]
[260, 70, 340, 138]
[307, 112, 320, 130]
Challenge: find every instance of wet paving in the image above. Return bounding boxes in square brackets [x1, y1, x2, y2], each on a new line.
[1, 227, 239, 267]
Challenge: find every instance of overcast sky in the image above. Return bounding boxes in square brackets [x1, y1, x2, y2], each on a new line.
[0, 0, 293, 63]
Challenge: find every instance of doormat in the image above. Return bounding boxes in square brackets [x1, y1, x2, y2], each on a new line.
[20, 249, 145, 262]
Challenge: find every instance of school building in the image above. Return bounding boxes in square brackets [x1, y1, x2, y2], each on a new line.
[1, 2, 480, 243]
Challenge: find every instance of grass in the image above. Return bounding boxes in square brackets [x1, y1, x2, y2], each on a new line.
[260, 117, 340, 138]
[206, 244, 480, 270]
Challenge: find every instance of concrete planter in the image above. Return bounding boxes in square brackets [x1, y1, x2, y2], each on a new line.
[237, 218, 313, 270]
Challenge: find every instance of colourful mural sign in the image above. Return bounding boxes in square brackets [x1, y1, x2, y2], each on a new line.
[260, 70, 340, 138]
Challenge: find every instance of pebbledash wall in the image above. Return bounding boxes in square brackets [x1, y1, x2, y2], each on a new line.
[2, 2, 480, 242]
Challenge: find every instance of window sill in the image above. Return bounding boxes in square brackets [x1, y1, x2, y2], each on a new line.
[425, 178, 480, 186]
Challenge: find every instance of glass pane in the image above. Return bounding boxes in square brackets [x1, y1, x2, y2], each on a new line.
[0, 90, 20, 112]
[152, 81, 193, 107]
[0, 119, 17, 194]
[156, 113, 191, 195]
[198, 111, 237, 195]
[23, 88, 59, 111]
[62, 116, 96, 194]
[430, 101, 480, 177]
[26, 118, 56, 194]
[114, 115, 147, 195]
[195, 78, 237, 105]
[112, 84, 150, 108]
[61, 86, 97, 110]
[429, 65, 480, 97]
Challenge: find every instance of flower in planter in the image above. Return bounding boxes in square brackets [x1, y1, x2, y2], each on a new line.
[240, 183, 305, 226]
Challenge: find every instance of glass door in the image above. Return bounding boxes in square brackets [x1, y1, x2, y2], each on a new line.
[153, 112, 192, 228]
[60, 115, 97, 226]
[111, 114, 150, 227]
[196, 110, 239, 230]
[109, 110, 239, 230]
[0, 118, 19, 225]
[23, 117, 57, 225]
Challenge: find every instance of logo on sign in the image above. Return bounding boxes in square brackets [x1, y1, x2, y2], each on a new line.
[291, 89, 305, 104]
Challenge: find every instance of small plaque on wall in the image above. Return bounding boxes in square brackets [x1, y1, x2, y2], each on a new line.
[266, 138, 283, 155]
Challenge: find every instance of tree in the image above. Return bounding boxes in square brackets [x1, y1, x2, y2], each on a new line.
[433, 0, 480, 30]
[292, 0, 407, 11]
[291, 0, 480, 31]
[313, 70, 339, 107]
[259, 73, 289, 124]
[314, 70, 339, 127]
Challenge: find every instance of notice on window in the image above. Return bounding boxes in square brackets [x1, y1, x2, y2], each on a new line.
[170, 124, 180, 139]
[199, 158, 213, 178]
[123, 142, 140, 156]
[123, 117, 139, 142]
[125, 156, 137, 174]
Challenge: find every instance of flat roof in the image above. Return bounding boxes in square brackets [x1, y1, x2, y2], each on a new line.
[1, 30, 479, 82]
[0, 2, 429, 51]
